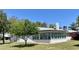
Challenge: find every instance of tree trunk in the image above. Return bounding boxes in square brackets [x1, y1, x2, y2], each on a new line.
[24, 36, 28, 46]
[25, 40, 27, 46]
[9, 37, 12, 43]
[2, 28, 5, 44]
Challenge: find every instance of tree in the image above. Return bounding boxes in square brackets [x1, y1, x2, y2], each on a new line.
[69, 22, 76, 30]
[76, 16, 79, 27]
[49, 24, 56, 29]
[42, 22, 47, 27]
[34, 21, 47, 27]
[0, 10, 8, 44]
[9, 19, 38, 45]
[23, 19, 38, 45]
[8, 17, 23, 36]
[69, 16, 79, 30]
[34, 21, 43, 27]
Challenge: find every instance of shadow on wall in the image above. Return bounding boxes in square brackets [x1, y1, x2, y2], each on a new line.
[12, 44, 38, 48]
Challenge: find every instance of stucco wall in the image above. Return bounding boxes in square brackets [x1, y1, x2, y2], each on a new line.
[17, 36, 71, 44]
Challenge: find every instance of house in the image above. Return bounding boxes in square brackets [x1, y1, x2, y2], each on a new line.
[17, 23, 71, 44]
[24, 27, 71, 44]
[0, 33, 11, 40]
[0, 23, 72, 44]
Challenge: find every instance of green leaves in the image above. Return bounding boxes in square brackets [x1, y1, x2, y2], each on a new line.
[76, 16, 79, 27]
[9, 19, 38, 36]
[23, 19, 38, 35]
[0, 10, 8, 32]
[0, 10, 8, 44]
[34, 21, 47, 27]
[49, 24, 56, 28]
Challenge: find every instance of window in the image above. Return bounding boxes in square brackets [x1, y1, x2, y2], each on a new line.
[60, 32, 66, 38]
[51, 33, 56, 39]
[32, 34, 39, 40]
[51, 32, 67, 39]
[40, 33, 51, 40]
[56, 33, 58, 39]
[32, 31, 67, 40]
[33, 33, 51, 40]
[59, 33, 62, 39]
[51, 33, 59, 39]
[51, 33, 54, 39]
[60, 33, 63, 39]
[40, 33, 45, 39]
[47, 33, 51, 39]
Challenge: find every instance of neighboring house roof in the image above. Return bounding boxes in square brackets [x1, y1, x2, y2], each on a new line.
[4, 33, 11, 37]
[68, 30, 77, 33]
[0, 33, 11, 37]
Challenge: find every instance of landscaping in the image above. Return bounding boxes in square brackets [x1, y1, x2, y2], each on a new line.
[0, 40, 79, 50]
[1, 10, 79, 50]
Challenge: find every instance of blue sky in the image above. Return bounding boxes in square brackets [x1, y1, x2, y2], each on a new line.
[4, 9, 79, 27]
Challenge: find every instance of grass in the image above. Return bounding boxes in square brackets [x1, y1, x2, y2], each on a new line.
[0, 40, 79, 50]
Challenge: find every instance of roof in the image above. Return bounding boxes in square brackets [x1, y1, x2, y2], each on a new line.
[68, 30, 77, 33]
[38, 27, 54, 31]
[38, 27, 63, 31]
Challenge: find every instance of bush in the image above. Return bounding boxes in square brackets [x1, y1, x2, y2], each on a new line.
[72, 32, 79, 40]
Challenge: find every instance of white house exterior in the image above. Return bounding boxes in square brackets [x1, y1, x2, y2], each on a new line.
[0, 33, 11, 38]
[17, 27, 71, 44]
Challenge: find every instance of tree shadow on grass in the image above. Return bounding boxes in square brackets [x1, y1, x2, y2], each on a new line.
[74, 44, 79, 47]
[12, 44, 37, 48]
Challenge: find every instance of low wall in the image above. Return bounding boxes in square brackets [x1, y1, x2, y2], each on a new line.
[17, 36, 71, 44]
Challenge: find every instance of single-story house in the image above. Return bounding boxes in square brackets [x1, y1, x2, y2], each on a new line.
[18, 27, 71, 44]
[0, 23, 73, 44]
[24, 27, 71, 44]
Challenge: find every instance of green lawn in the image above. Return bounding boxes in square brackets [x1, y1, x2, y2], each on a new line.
[0, 40, 79, 50]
